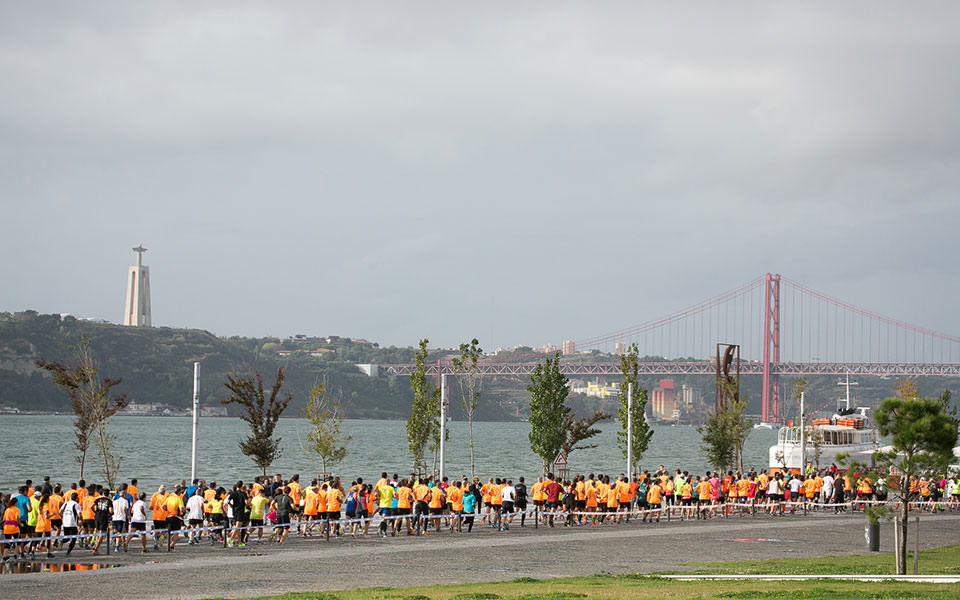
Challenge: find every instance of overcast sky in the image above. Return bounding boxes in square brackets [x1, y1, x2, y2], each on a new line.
[2, 2, 958, 352]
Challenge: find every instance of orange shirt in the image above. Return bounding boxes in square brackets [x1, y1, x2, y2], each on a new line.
[585, 482, 598, 508]
[3, 507, 20, 535]
[35, 505, 52, 533]
[606, 486, 619, 508]
[48, 494, 63, 519]
[397, 487, 413, 509]
[326, 488, 341, 512]
[618, 481, 632, 503]
[150, 492, 168, 521]
[481, 483, 493, 503]
[647, 484, 662, 505]
[304, 489, 319, 516]
[681, 482, 693, 499]
[489, 485, 503, 506]
[414, 485, 431, 503]
[449, 487, 463, 511]
[696, 481, 711, 501]
[429, 487, 444, 509]
[81, 495, 96, 520]
[317, 489, 328, 513]
[288, 482, 302, 506]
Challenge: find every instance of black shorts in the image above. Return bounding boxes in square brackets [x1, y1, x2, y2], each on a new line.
[112, 520, 127, 532]
[188, 519, 203, 526]
[501, 501, 514, 513]
[131, 522, 147, 532]
[153, 520, 166, 530]
[576, 500, 586, 510]
[429, 507, 443, 515]
[533, 500, 544, 507]
[211, 514, 225, 524]
[83, 519, 95, 529]
[94, 519, 110, 533]
[165, 516, 181, 532]
[20, 524, 35, 536]
[546, 502, 559, 510]
[275, 514, 290, 528]
[345, 511, 357, 519]
[396, 508, 411, 516]
[250, 519, 264, 527]
[326, 511, 340, 520]
[619, 502, 630, 509]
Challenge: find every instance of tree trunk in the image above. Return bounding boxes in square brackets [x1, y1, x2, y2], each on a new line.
[78, 452, 86, 481]
[896, 501, 908, 575]
[468, 417, 475, 479]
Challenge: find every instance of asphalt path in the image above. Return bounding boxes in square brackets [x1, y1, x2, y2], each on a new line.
[3, 510, 960, 599]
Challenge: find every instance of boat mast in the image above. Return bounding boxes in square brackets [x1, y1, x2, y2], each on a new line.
[837, 374, 858, 411]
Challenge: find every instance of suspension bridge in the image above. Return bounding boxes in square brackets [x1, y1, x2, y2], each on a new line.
[379, 274, 960, 423]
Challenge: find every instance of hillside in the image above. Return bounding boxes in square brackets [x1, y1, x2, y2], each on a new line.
[2, 311, 954, 422]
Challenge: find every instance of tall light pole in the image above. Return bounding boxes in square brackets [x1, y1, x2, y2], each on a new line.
[439, 373, 446, 483]
[190, 362, 200, 482]
[627, 382, 633, 481]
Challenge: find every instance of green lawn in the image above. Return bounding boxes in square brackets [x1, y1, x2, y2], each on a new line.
[202, 545, 960, 600]
[678, 543, 960, 576]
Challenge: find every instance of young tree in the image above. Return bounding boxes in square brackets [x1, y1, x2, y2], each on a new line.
[407, 339, 439, 473]
[222, 367, 292, 476]
[791, 375, 807, 423]
[863, 395, 957, 574]
[698, 397, 752, 472]
[561, 410, 610, 460]
[303, 379, 351, 475]
[36, 337, 127, 481]
[452, 338, 483, 478]
[617, 343, 653, 475]
[528, 353, 570, 475]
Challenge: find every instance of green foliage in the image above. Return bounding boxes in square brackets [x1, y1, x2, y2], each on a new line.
[1, 312, 416, 418]
[303, 380, 351, 474]
[222, 367, 292, 476]
[527, 353, 570, 473]
[847, 394, 958, 575]
[407, 339, 439, 472]
[452, 338, 483, 478]
[616, 343, 653, 472]
[35, 337, 128, 482]
[698, 398, 752, 472]
[561, 410, 610, 458]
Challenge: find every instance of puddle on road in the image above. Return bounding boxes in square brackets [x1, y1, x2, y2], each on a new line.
[0, 561, 125, 575]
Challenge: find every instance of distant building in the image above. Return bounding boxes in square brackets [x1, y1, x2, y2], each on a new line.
[651, 379, 678, 421]
[123, 244, 151, 327]
[536, 344, 559, 354]
[614, 342, 626, 354]
[562, 340, 576, 356]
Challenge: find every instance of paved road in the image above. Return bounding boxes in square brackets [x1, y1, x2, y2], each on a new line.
[3, 511, 960, 599]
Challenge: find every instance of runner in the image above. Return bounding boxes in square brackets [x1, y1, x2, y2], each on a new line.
[130, 492, 150, 553]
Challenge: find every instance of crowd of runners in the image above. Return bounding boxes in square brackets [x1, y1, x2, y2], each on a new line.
[3, 466, 959, 563]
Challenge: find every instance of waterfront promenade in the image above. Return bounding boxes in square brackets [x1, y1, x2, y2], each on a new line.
[4, 511, 960, 600]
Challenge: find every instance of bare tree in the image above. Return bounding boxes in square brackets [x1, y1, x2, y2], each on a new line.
[36, 337, 127, 481]
[452, 338, 483, 478]
[302, 378, 351, 475]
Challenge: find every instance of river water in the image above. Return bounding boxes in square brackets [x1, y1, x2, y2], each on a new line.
[0, 415, 779, 494]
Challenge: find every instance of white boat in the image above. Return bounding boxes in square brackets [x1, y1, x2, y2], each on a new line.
[753, 422, 775, 430]
[768, 377, 878, 473]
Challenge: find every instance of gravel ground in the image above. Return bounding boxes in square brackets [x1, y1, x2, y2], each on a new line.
[3, 510, 959, 600]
